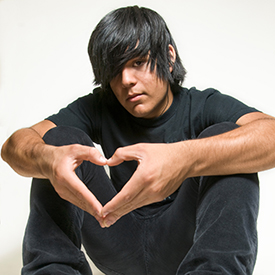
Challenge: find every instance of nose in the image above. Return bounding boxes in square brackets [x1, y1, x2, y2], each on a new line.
[121, 67, 137, 88]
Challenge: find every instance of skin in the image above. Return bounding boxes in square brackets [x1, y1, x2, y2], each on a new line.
[102, 112, 275, 227]
[2, 45, 275, 229]
[109, 47, 174, 119]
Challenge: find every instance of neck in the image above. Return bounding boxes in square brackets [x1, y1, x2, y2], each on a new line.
[159, 84, 173, 116]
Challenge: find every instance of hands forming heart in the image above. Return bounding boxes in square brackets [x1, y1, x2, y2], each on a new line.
[49, 142, 187, 228]
[102, 143, 187, 228]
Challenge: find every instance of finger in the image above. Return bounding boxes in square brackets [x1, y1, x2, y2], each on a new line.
[87, 146, 107, 166]
[70, 188, 105, 228]
[102, 195, 149, 227]
[71, 144, 107, 166]
[57, 172, 103, 222]
[107, 145, 141, 166]
[101, 172, 149, 226]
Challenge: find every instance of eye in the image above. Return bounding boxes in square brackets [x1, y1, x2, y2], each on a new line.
[133, 60, 145, 67]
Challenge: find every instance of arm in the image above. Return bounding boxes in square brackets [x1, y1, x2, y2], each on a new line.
[184, 112, 275, 176]
[1, 120, 56, 178]
[101, 112, 275, 227]
[1, 120, 107, 224]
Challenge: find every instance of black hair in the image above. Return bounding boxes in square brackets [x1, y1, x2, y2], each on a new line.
[88, 6, 186, 90]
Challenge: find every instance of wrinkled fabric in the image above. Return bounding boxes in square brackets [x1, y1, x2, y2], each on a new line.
[22, 123, 259, 274]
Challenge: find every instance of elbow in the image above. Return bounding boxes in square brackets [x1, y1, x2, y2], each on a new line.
[1, 141, 7, 163]
[1, 138, 10, 163]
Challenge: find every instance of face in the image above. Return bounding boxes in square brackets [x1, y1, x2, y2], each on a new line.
[110, 47, 175, 119]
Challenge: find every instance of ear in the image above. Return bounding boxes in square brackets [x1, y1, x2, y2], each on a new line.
[168, 44, 176, 72]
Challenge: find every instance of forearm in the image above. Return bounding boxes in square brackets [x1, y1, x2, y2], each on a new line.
[1, 127, 54, 178]
[182, 117, 275, 177]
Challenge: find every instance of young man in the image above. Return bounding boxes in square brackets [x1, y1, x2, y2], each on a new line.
[2, 5, 275, 275]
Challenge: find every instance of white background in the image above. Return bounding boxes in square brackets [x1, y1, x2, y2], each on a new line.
[1, 0, 275, 274]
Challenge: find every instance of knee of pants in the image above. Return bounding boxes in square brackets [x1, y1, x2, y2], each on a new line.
[198, 122, 239, 139]
[196, 122, 259, 206]
[191, 122, 240, 185]
[43, 125, 94, 147]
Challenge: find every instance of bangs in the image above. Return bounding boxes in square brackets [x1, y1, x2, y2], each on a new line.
[88, 6, 186, 89]
[105, 9, 153, 78]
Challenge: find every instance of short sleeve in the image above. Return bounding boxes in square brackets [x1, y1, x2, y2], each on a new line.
[202, 89, 259, 128]
[46, 93, 101, 141]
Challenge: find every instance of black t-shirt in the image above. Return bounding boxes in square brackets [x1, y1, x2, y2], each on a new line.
[47, 86, 258, 191]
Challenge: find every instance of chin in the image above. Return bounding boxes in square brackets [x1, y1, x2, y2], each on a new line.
[131, 112, 146, 118]
[128, 105, 155, 119]
[128, 107, 148, 118]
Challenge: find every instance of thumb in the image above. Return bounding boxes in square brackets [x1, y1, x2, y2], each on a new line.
[107, 145, 141, 167]
[75, 145, 107, 166]
[88, 147, 107, 165]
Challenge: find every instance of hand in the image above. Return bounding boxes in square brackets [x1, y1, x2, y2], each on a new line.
[44, 144, 107, 224]
[101, 142, 189, 227]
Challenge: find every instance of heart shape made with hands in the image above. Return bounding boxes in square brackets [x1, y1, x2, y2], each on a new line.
[92, 142, 181, 228]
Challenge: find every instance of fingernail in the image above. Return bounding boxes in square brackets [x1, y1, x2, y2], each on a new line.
[100, 156, 107, 162]
[102, 211, 109, 218]
[104, 217, 116, 228]
[99, 221, 106, 228]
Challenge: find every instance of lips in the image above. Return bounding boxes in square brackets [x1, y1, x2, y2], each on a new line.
[127, 93, 143, 102]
